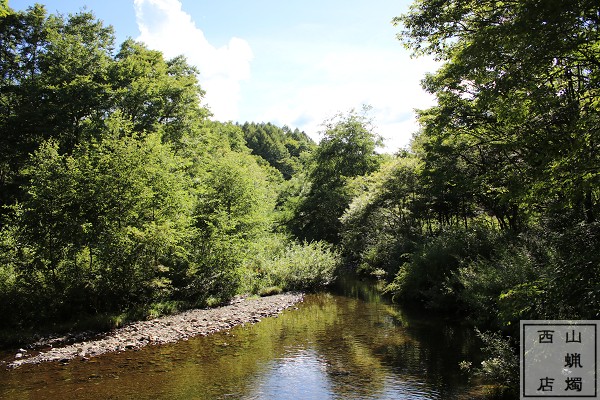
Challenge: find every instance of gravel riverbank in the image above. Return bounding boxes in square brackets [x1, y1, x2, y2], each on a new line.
[6, 292, 304, 369]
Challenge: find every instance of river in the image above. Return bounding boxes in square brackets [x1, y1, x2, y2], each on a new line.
[0, 277, 485, 399]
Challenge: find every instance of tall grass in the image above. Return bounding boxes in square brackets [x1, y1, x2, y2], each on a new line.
[242, 234, 339, 294]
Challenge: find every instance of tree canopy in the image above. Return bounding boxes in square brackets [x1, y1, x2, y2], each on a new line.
[290, 108, 383, 243]
[0, 5, 337, 332]
[395, 0, 600, 226]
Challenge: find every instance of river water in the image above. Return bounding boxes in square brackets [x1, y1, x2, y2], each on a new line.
[0, 278, 485, 399]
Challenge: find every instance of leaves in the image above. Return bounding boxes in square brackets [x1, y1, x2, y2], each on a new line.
[292, 108, 383, 243]
[0, 5, 341, 329]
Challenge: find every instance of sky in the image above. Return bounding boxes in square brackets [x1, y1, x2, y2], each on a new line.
[10, 0, 438, 151]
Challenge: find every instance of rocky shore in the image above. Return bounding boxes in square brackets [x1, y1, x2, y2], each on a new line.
[6, 292, 303, 369]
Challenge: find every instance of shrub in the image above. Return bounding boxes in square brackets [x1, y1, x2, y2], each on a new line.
[385, 224, 497, 309]
[456, 239, 545, 326]
[242, 235, 339, 293]
[269, 241, 339, 290]
[463, 329, 519, 398]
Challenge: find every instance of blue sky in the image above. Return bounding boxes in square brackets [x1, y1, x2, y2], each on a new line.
[10, 0, 438, 151]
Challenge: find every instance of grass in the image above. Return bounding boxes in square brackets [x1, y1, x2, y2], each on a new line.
[258, 286, 283, 297]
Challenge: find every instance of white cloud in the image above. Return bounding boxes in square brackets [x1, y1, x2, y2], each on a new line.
[133, 0, 253, 120]
[133, 0, 437, 152]
[257, 48, 439, 152]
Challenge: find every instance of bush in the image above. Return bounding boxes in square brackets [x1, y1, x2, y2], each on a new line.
[269, 241, 339, 290]
[385, 224, 497, 309]
[546, 221, 600, 319]
[461, 329, 519, 398]
[242, 234, 339, 293]
[456, 234, 547, 326]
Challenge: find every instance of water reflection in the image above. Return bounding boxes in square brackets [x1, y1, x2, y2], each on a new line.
[0, 278, 483, 399]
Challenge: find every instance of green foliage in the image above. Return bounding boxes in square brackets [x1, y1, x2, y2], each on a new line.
[398, 0, 600, 227]
[7, 115, 194, 320]
[384, 224, 495, 308]
[269, 241, 339, 290]
[341, 155, 423, 276]
[0, 4, 339, 338]
[196, 150, 276, 237]
[179, 125, 283, 305]
[455, 232, 550, 327]
[291, 107, 383, 243]
[332, 2, 600, 394]
[542, 221, 600, 319]
[0, 1, 10, 18]
[471, 329, 519, 398]
[240, 122, 315, 179]
[111, 40, 208, 144]
[0, 6, 208, 217]
[242, 234, 339, 294]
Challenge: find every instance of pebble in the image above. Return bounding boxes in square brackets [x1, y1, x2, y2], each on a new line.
[7, 292, 303, 369]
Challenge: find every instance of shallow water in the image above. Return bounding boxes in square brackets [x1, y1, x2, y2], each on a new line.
[0, 278, 484, 399]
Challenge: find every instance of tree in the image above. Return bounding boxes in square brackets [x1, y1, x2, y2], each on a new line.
[0, 8, 209, 218]
[396, 0, 600, 226]
[110, 40, 209, 145]
[0, 6, 115, 186]
[13, 114, 194, 317]
[240, 122, 315, 179]
[340, 155, 423, 275]
[292, 108, 382, 243]
[384, 0, 600, 345]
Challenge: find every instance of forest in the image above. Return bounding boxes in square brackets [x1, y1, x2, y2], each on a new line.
[1, 1, 599, 395]
[0, 3, 337, 333]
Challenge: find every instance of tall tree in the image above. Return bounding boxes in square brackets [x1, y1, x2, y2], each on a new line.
[111, 39, 208, 145]
[292, 108, 382, 243]
[13, 114, 194, 316]
[240, 122, 315, 179]
[397, 0, 600, 226]
[0, 7, 209, 217]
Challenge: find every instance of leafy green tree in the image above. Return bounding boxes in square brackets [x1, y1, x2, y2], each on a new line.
[341, 153, 426, 267]
[0, 5, 51, 213]
[110, 39, 209, 145]
[292, 108, 382, 243]
[0, 8, 209, 218]
[195, 150, 276, 240]
[396, 0, 600, 225]
[241, 122, 315, 179]
[40, 9, 115, 148]
[0, 6, 114, 182]
[170, 120, 282, 304]
[380, 2, 600, 390]
[12, 114, 194, 317]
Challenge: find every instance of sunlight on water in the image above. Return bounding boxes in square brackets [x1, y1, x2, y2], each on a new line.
[249, 349, 333, 399]
[0, 278, 484, 400]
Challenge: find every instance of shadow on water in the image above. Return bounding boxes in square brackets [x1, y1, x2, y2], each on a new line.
[0, 276, 485, 399]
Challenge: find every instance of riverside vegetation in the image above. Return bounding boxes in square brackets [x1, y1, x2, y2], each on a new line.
[0, 4, 336, 342]
[1, 1, 599, 397]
